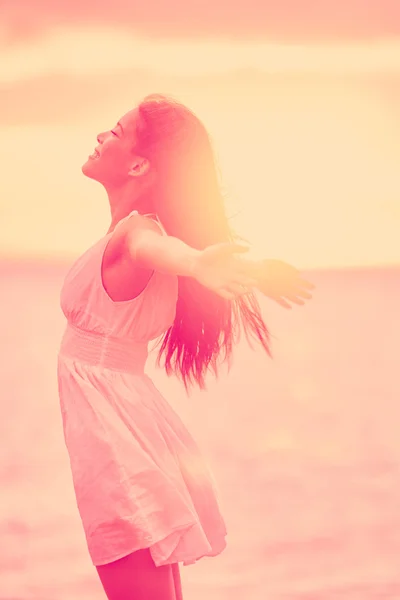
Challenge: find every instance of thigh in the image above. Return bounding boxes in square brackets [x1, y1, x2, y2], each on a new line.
[96, 548, 176, 600]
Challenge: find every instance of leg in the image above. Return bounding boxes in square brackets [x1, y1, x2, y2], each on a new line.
[96, 548, 176, 600]
[172, 562, 183, 600]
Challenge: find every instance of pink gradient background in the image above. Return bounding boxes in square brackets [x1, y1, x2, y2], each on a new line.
[1, 2, 399, 598]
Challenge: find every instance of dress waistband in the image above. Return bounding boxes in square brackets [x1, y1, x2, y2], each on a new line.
[59, 323, 148, 373]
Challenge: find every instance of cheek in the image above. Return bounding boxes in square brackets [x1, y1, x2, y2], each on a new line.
[101, 148, 130, 179]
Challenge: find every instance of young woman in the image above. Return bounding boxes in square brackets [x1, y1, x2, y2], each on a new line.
[57, 94, 314, 600]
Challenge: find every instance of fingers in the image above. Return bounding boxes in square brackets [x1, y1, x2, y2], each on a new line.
[285, 295, 305, 305]
[298, 278, 315, 291]
[274, 297, 292, 309]
[295, 290, 313, 300]
[271, 291, 313, 308]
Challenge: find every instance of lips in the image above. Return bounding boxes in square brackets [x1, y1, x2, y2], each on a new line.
[89, 149, 100, 160]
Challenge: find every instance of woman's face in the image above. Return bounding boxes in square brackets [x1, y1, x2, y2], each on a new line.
[81, 107, 145, 186]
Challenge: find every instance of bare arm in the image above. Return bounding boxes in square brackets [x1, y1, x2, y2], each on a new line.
[124, 215, 315, 304]
[125, 216, 202, 277]
[124, 215, 256, 300]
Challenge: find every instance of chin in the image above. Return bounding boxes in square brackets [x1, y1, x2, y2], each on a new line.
[81, 159, 98, 180]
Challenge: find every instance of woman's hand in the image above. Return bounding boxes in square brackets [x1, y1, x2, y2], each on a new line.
[191, 243, 258, 300]
[192, 244, 315, 307]
[254, 259, 315, 309]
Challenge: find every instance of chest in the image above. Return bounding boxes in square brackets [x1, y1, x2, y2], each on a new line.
[60, 235, 179, 340]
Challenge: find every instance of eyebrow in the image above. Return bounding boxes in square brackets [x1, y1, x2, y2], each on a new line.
[117, 121, 124, 134]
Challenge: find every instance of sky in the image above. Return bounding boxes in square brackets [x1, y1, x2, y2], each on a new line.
[2, 0, 400, 43]
[0, 1, 399, 269]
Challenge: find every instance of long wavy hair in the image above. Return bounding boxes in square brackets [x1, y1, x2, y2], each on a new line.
[134, 94, 272, 392]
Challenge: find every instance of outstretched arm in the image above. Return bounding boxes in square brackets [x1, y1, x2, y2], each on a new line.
[125, 215, 256, 300]
[125, 215, 315, 305]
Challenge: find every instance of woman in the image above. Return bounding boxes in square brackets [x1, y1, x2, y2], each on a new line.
[57, 94, 314, 600]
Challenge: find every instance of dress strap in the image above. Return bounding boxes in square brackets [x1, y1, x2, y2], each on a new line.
[113, 210, 166, 236]
[122, 209, 139, 225]
[141, 212, 167, 236]
[111, 210, 139, 233]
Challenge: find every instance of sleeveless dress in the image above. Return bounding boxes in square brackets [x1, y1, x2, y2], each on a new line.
[57, 210, 227, 567]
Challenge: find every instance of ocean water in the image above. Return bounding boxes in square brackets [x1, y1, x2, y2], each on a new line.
[0, 261, 399, 599]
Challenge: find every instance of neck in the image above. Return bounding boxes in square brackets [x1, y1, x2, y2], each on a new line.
[106, 186, 155, 234]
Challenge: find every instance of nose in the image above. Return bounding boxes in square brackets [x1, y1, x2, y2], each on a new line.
[97, 132, 105, 144]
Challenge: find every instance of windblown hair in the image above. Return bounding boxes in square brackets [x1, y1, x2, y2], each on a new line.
[134, 94, 272, 392]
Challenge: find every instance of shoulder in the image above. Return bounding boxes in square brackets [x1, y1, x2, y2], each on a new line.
[103, 213, 161, 269]
[124, 212, 164, 237]
[116, 212, 163, 246]
[112, 213, 165, 268]
[121, 212, 164, 253]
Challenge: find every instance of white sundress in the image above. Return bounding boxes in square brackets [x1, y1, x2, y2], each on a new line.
[57, 210, 227, 567]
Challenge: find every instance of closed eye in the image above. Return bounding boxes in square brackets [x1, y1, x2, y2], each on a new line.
[111, 130, 118, 136]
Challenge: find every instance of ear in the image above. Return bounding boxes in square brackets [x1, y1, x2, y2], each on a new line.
[128, 158, 151, 177]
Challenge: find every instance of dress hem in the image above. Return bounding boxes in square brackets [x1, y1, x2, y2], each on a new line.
[90, 521, 227, 568]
